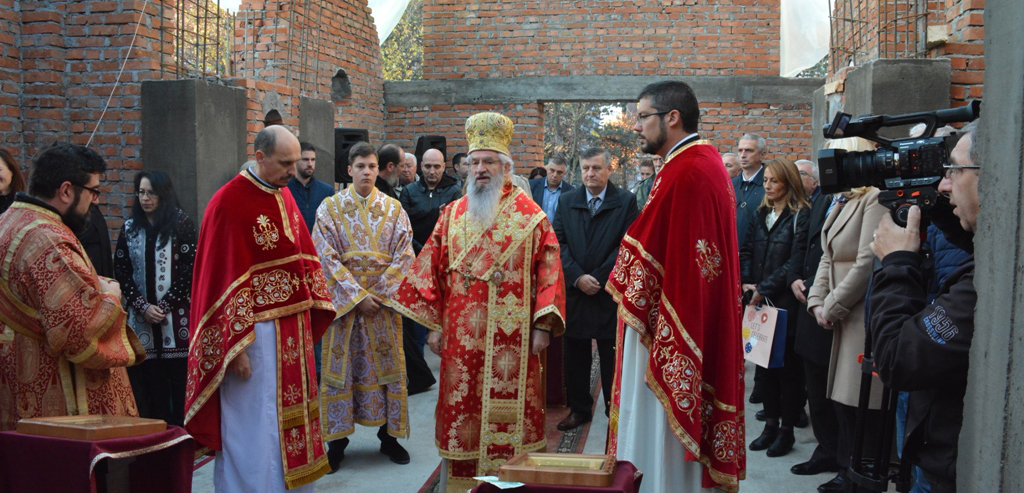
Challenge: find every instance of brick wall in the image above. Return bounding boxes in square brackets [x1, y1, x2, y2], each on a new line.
[386, 102, 544, 171]
[2, 0, 385, 237]
[422, 0, 780, 79]
[827, 0, 984, 108]
[388, 0, 807, 169]
[0, 0, 20, 160]
[233, 0, 385, 142]
[13, 0, 168, 232]
[703, 102, 815, 161]
[929, 0, 985, 104]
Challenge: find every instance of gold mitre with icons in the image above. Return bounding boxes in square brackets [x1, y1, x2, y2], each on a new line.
[466, 112, 514, 156]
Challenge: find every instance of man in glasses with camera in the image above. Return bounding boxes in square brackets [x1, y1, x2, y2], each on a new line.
[868, 121, 980, 493]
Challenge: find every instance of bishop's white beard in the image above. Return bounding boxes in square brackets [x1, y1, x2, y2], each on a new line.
[465, 170, 505, 229]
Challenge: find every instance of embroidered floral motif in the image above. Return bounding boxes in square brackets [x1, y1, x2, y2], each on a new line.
[712, 419, 744, 463]
[253, 214, 280, 250]
[696, 239, 722, 282]
[251, 269, 299, 306]
[284, 383, 302, 405]
[656, 349, 699, 419]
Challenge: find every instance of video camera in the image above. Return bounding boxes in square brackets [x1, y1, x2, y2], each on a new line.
[818, 100, 981, 226]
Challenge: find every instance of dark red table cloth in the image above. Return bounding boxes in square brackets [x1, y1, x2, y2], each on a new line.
[472, 461, 642, 493]
[0, 425, 193, 493]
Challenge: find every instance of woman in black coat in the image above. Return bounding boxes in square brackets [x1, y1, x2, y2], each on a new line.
[739, 158, 809, 457]
[114, 171, 197, 426]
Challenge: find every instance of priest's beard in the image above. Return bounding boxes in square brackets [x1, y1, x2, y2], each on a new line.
[384, 171, 400, 189]
[466, 170, 505, 230]
[61, 193, 90, 236]
[640, 118, 668, 155]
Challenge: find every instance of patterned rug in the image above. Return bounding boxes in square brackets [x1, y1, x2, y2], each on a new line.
[417, 348, 602, 493]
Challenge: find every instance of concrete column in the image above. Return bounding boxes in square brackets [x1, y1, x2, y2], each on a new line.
[141, 79, 247, 224]
[298, 97, 336, 186]
[841, 59, 952, 138]
[959, 0, 1024, 491]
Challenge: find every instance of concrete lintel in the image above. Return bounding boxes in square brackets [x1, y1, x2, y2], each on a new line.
[385, 76, 824, 107]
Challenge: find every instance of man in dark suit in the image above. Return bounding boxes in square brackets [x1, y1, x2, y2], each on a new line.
[788, 159, 841, 476]
[530, 153, 575, 407]
[552, 147, 639, 430]
[374, 143, 405, 199]
[530, 153, 574, 219]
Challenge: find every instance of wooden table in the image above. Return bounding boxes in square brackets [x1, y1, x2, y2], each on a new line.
[0, 425, 194, 493]
[473, 461, 642, 493]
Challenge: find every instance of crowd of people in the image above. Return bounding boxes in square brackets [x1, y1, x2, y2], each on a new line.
[0, 79, 982, 493]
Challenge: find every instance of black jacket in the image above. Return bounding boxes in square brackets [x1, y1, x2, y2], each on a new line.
[739, 206, 808, 332]
[552, 183, 639, 340]
[732, 166, 765, 247]
[789, 190, 834, 364]
[374, 176, 397, 199]
[869, 252, 974, 490]
[399, 173, 462, 253]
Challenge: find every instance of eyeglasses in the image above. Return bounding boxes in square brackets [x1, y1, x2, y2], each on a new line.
[137, 190, 158, 198]
[75, 184, 102, 199]
[943, 165, 980, 179]
[636, 110, 671, 124]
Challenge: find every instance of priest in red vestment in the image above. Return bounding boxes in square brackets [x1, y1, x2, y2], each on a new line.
[0, 143, 145, 431]
[393, 112, 566, 493]
[607, 81, 746, 492]
[185, 126, 336, 492]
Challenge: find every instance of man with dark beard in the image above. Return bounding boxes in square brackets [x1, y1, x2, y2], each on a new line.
[606, 81, 745, 492]
[0, 142, 146, 430]
[393, 112, 566, 493]
[287, 141, 335, 234]
[375, 143, 405, 199]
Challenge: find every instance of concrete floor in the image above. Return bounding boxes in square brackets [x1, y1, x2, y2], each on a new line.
[192, 356, 838, 493]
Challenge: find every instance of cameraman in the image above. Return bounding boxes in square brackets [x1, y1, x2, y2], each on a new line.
[868, 121, 978, 493]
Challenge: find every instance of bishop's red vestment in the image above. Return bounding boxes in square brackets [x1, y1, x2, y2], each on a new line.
[394, 184, 566, 493]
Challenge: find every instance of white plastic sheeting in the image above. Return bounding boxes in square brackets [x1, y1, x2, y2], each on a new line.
[368, 0, 412, 45]
[780, 0, 831, 77]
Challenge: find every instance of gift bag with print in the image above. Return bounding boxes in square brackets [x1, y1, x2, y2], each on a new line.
[741, 303, 788, 368]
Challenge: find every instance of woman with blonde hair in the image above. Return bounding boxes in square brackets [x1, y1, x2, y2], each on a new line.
[740, 158, 810, 457]
[806, 137, 887, 493]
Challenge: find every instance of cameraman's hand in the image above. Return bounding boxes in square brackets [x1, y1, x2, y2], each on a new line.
[871, 206, 921, 259]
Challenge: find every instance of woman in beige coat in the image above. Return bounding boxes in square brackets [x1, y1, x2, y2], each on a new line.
[806, 176, 887, 492]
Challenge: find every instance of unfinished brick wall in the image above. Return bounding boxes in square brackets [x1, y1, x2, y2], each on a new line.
[386, 102, 544, 169]
[233, 0, 385, 142]
[930, 0, 985, 104]
[828, 0, 984, 108]
[422, 0, 780, 79]
[703, 102, 815, 161]
[388, 0, 806, 169]
[2, 0, 386, 237]
[11, 0, 168, 232]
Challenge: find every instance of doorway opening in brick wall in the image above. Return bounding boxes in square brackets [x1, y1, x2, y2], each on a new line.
[541, 101, 648, 192]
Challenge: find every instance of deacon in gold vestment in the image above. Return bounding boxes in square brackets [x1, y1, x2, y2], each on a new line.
[312, 142, 415, 470]
[394, 113, 566, 493]
[0, 143, 144, 431]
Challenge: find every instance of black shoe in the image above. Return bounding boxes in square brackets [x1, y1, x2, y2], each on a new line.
[749, 386, 764, 404]
[755, 409, 766, 421]
[379, 435, 411, 464]
[326, 437, 349, 474]
[557, 412, 592, 431]
[749, 424, 778, 451]
[766, 428, 795, 457]
[796, 409, 810, 428]
[791, 458, 840, 475]
[817, 474, 845, 493]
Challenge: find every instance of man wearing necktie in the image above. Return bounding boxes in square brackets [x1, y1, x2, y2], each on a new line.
[551, 147, 639, 431]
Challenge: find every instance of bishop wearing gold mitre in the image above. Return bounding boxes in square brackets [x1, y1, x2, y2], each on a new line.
[393, 112, 567, 493]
